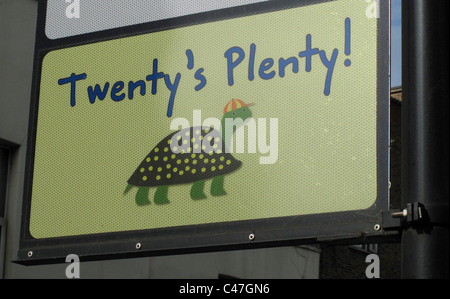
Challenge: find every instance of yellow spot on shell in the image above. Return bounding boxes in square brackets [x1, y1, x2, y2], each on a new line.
[220, 156, 225, 161]
[201, 167, 206, 172]
[164, 147, 169, 152]
[142, 176, 147, 181]
[226, 160, 231, 165]
[156, 175, 161, 180]
[146, 157, 151, 162]
[154, 156, 159, 161]
[166, 173, 171, 179]
[154, 148, 159, 153]
[173, 167, 178, 172]
[204, 158, 209, 163]
[148, 166, 153, 171]
[157, 167, 162, 172]
[179, 170, 184, 175]
[211, 166, 216, 171]
[184, 158, 189, 163]
[140, 168, 145, 173]
[163, 156, 168, 162]
[219, 165, 224, 170]
[185, 166, 190, 171]
[191, 169, 197, 174]
[211, 158, 216, 164]
[192, 160, 198, 165]
[177, 159, 182, 164]
[166, 164, 171, 169]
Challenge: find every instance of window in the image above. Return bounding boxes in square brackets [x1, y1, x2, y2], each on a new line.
[349, 244, 378, 254]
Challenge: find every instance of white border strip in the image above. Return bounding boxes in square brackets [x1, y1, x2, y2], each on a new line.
[46, 0, 269, 40]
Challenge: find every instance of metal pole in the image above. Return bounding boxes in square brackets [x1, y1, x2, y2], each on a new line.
[401, 0, 449, 279]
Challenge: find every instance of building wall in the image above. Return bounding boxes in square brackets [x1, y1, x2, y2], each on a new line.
[0, 0, 319, 279]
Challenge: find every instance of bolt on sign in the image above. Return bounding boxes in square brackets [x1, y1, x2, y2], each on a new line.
[18, 0, 391, 264]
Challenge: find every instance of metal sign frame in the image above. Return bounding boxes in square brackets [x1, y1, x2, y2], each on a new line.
[18, 0, 393, 265]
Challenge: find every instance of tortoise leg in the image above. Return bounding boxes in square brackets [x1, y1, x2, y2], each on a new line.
[135, 187, 151, 206]
[211, 175, 227, 196]
[190, 180, 207, 200]
[154, 185, 170, 205]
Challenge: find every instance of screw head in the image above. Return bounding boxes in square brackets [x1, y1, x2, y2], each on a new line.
[27, 251, 33, 258]
[248, 233, 255, 241]
[135, 243, 142, 250]
[374, 224, 381, 231]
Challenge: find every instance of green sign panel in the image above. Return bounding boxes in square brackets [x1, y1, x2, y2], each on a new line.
[19, 0, 390, 264]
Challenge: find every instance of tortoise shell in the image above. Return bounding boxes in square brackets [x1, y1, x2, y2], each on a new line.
[127, 127, 241, 187]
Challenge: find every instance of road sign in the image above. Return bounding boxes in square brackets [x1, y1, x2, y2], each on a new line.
[18, 0, 391, 264]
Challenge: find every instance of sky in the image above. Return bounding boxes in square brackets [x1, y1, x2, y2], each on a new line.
[391, 0, 401, 88]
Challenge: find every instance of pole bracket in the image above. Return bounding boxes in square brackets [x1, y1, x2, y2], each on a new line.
[382, 202, 427, 230]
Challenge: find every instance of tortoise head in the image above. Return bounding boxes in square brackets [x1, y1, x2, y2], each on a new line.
[221, 99, 254, 145]
[222, 99, 254, 123]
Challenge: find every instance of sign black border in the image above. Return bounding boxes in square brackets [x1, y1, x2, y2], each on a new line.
[17, 0, 392, 265]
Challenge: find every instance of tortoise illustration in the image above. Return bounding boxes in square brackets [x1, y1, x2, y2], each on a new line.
[124, 99, 254, 205]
